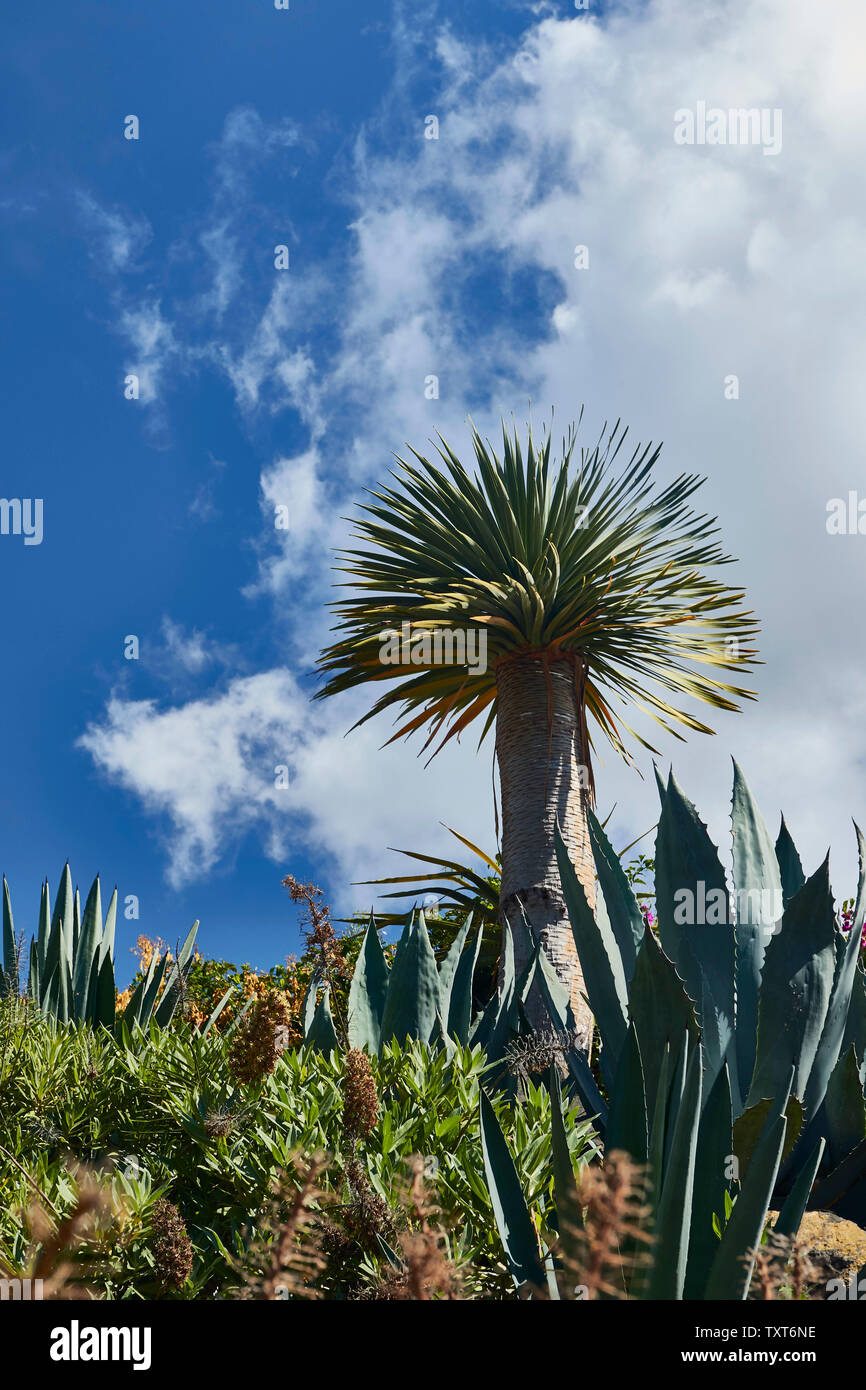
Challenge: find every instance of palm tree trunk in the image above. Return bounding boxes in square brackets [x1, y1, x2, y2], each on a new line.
[495, 653, 595, 1051]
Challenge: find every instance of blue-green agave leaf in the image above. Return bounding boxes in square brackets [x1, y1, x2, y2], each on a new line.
[647, 1038, 702, 1300]
[479, 1089, 545, 1291]
[773, 1138, 825, 1240]
[437, 911, 473, 1014]
[802, 824, 866, 1120]
[684, 1062, 734, 1300]
[347, 915, 390, 1052]
[50, 862, 75, 981]
[99, 888, 118, 968]
[747, 859, 836, 1109]
[730, 761, 782, 1098]
[380, 908, 440, 1045]
[775, 816, 806, 907]
[587, 805, 643, 985]
[628, 926, 699, 1119]
[605, 1019, 647, 1163]
[822, 1045, 866, 1167]
[36, 878, 50, 982]
[448, 922, 483, 1043]
[2, 877, 15, 984]
[306, 987, 339, 1052]
[704, 1070, 793, 1300]
[72, 876, 103, 1020]
[555, 821, 628, 1066]
[655, 770, 735, 1081]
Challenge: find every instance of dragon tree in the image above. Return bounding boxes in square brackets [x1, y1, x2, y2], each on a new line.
[315, 414, 759, 1047]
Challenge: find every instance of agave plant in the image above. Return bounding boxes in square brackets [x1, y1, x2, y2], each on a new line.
[1, 863, 206, 1032]
[352, 819, 656, 1015]
[479, 762, 866, 1299]
[315, 415, 758, 1044]
[301, 907, 480, 1056]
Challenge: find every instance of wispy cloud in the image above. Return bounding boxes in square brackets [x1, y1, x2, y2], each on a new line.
[77, 192, 151, 272]
[78, 0, 866, 895]
[78, 671, 492, 896]
[119, 300, 181, 404]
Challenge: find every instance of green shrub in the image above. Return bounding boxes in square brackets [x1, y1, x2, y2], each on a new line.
[0, 1001, 596, 1299]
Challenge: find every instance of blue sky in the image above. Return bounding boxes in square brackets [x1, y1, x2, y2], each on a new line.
[2, 0, 865, 985]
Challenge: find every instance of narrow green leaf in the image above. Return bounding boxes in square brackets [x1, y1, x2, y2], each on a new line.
[548, 1064, 583, 1236]
[153, 921, 199, 1026]
[202, 986, 235, 1036]
[479, 1089, 545, 1291]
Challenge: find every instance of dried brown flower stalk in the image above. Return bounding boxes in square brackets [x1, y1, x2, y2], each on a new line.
[235, 1153, 329, 1300]
[282, 876, 347, 981]
[747, 1232, 819, 1300]
[341, 1155, 397, 1246]
[341, 1048, 380, 1143]
[388, 1156, 459, 1300]
[228, 990, 292, 1086]
[7, 1179, 108, 1299]
[562, 1150, 652, 1300]
[150, 1198, 193, 1291]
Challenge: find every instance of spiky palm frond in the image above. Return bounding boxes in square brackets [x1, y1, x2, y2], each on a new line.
[353, 826, 501, 927]
[350, 818, 655, 925]
[315, 415, 760, 766]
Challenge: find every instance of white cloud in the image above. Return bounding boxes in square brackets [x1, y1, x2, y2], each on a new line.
[80, 0, 866, 898]
[247, 448, 335, 602]
[78, 672, 493, 899]
[119, 300, 180, 403]
[77, 192, 151, 271]
[210, 106, 304, 201]
[159, 619, 214, 675]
